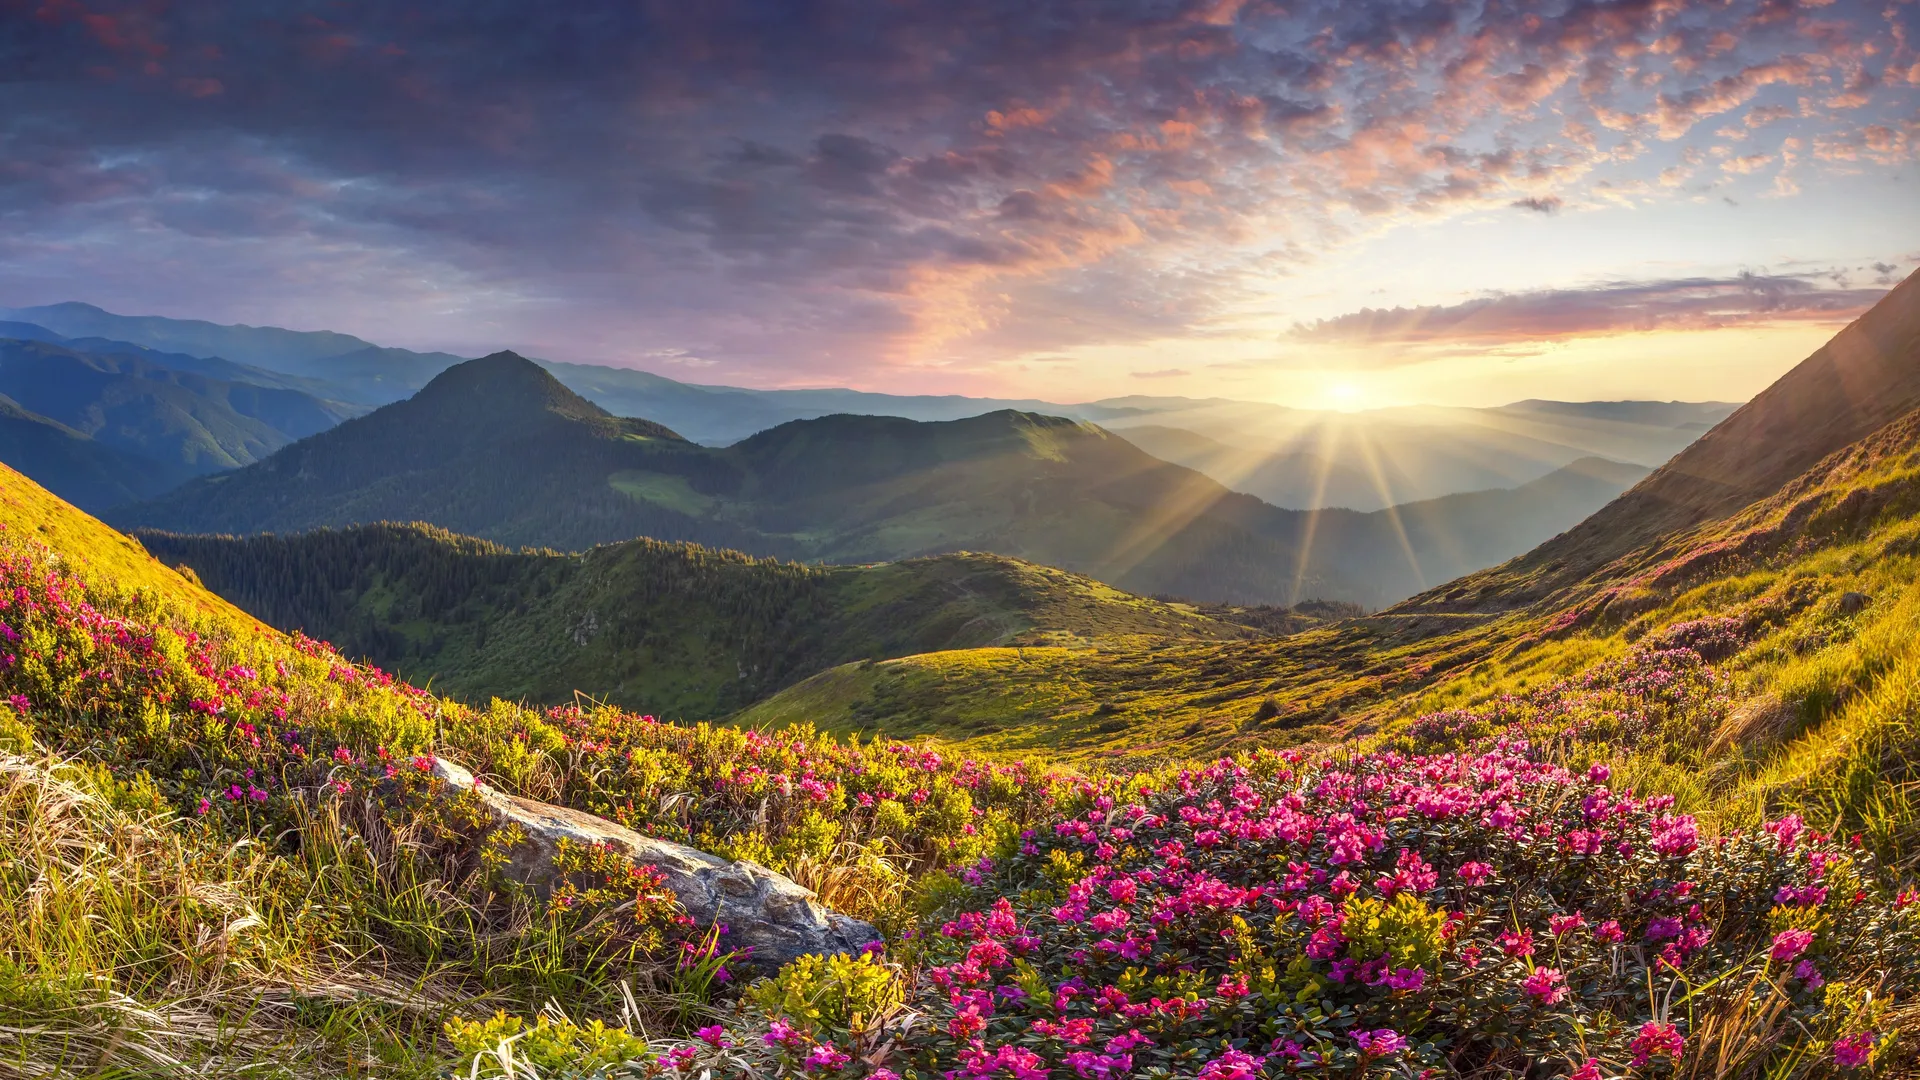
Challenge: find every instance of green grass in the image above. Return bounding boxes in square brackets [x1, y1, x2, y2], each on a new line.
[608, 470, 720, 516]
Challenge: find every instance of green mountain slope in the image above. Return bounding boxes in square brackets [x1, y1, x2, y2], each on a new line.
[0, 337, 360, 474]
[0, 395, 186, 511]
[136, 523, 1278, 717]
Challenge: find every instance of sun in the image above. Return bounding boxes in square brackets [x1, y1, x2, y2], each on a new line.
[1322, 380, 1366, 411]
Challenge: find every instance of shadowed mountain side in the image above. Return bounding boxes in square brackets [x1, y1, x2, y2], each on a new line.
[136, 523, 1279, 718]
[1392, 266, 1920, 616]
[0, 338, 360, 473]
[0, 397, 185, 511]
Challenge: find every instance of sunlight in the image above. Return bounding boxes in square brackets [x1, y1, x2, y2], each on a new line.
[1322, 380, 1367, 411]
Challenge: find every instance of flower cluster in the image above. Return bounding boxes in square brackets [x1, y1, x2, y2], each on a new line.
[869, 747, 1918, 1077]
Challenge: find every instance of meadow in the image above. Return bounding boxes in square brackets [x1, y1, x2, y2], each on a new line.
[8, 394, 1920, 1078]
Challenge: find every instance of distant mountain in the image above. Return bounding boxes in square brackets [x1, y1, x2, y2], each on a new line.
[115, 352, 1653, 606]
[0, 302, 462, 407]
[1116, 426, 1407, 512]
[1109, 400, 1732, 510]
[0, 306, 1734, 490]
[0, 395, 183, 511]
[0, 338, 360, 475]
[136, 523, 1277, 717]
[110, 352, 776, 553]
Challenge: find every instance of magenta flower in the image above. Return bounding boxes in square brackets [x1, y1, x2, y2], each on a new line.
[1568, 1059, 1601, 1080]
[1794, 959, 1825, 988]
[1353, 1029, 1407, 1057]
[1196, 1047, 1266, 1080]
[1630, 1021, 1685, 1067]
[803, 1043, 851, 1071]
[1522, 966, 1567, 1004]
[1833, 1032, 1875, 1069]
[693, 1024, 730, 1049]
[1770, 928, 1814, 962]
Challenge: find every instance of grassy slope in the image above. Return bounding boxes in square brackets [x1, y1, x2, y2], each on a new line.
[0, 461, 1121, 1076]
[138, 523, 1269, 720]
[738, 400, 1920, 831]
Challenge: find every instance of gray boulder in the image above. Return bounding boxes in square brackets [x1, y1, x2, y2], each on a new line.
[429, 757, 877, 970]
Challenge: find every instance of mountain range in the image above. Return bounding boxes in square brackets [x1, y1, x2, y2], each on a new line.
[113, 351, 1651, 606]
[3, 301, 1722, 507]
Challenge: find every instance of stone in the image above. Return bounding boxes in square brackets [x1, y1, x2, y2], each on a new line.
[1838, 591, 1870, 614]
[429, 757, 876, 970]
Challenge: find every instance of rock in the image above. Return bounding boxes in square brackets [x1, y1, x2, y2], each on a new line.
[1838, 591, 1870, 614]
[429, 757, 877, 970]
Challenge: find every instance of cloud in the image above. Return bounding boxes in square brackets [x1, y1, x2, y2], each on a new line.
[1131, 368, 1190, 379]
[1288, 272, 1895, 352]
[0, 0, 1910, 389]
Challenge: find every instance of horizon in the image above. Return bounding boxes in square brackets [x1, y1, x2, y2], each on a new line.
[3, 3, 1916, 409]
[4, 297, 1756, 415]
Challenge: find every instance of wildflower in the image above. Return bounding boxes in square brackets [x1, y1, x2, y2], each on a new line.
[665, 1046, 697, 1071]
[763, 1018, 808, 1050]
[803, 1043, 851, 1071]
[1499, 928, 1534, 958]
[694, 1025, 730, 1049]
[1569, 1059, 1601, 1080]
[1594, 919, 1626, 943]
[1548, 912, 1587, 938]
[1385, 966, 1426, 990]
[1354, 1029, 1407, 1056]
[1770, 928, 1814, 963]
[1196, 1048, 1265, 1080]
[1793, 959, 1825, 988]
[1833, 1032, 1875, 1069]
[1522, 966, 1567, 1005]
[1630, 1022, 1685, 1067]
[1457, 861, 1493, 886]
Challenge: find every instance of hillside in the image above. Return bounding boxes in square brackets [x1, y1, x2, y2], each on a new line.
[0, 396, 188, 511]
[1405, 266, 1920, 613]
[136, 522, 1269, 717]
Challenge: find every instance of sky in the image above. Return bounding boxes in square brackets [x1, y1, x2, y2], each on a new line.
[2, 1, 1917, 409]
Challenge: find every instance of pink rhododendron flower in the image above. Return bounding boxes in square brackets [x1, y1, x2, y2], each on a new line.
[1630, 1022, 1685, 1067]
[1833, 1032, 1875, 1069]
[1770, 928, 1814, 962]
[1522, 966, 1567, 1004]
[1353, 1029, 1406, 1056]
[803, 1043, 851, 1071]
[1196, 1048, 1265, 1080]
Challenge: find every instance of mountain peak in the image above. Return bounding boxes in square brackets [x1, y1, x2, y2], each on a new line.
[411, 351, 619, 425]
